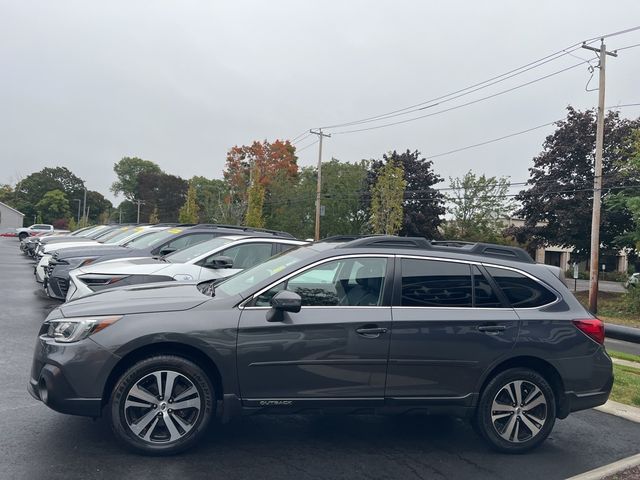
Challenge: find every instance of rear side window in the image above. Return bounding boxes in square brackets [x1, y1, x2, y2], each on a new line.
[485, 267, 557, 308]
[473, 266, 502, 308]
[401, 259, 472, 307]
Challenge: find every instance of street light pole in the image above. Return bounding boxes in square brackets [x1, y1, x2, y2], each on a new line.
[73, 199, 81, 224]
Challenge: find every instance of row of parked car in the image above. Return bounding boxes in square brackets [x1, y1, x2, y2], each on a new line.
[20, 223, 305, 301]
[18, 224, 613, 456]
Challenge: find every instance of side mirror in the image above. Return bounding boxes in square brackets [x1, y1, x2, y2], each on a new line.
[159, 247, 177, 256]
[203, 255, 234, 269]
[266, 290, 302, 322]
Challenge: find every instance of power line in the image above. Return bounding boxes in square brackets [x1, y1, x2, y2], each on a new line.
[614, 42, 640, 52]
[584, 24, 640, 42]
[422, 103, 640, 160]
[295, 138, 319, 153]
[331, 61, 593, 135]
[319, 45, 588, 130]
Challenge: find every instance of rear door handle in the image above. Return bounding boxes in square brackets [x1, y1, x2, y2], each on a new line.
[477, 324, 507, 333]
[356, 326, 388, 337]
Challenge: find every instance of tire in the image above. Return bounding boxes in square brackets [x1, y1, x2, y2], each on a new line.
[18, 232, 28, 241]
[475, 368, 556, 454]
[109, 355, 215, 455]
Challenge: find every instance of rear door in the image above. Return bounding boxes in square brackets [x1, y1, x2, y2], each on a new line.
[386, 256, 519, 403]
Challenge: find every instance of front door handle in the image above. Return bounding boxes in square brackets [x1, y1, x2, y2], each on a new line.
[477, 324, 507, 333]
[356, 325, 388, 338]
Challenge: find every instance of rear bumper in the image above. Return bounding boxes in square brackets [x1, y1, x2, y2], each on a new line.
[560, 374, 614, 418]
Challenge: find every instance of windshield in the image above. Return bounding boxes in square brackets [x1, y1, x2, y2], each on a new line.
[102, 227, 140, 244]
[98, 227, 133, 243]
[216, 247, 316, 298]
[166, 237, 233, 263]
[124, 228, 177, 248]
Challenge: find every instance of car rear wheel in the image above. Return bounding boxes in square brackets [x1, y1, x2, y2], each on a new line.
[109, 355, 215, 455]
[18, 232, 28, 241]
[475, 368, 556, 453]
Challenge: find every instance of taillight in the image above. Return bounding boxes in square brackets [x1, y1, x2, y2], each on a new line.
[572, 318, 605, 344]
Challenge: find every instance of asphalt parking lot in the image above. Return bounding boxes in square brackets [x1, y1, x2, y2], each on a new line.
[1, 238, 639, 480]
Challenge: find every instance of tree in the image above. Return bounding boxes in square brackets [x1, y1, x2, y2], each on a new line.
[189, 176, 230, 223]
[245, 170, 266, 228]
[369, 159, 406, 235]
[511, 107, 640, 258]
[149, 207, 160, 224]
[443, 171, 515, 242]
[14, 167, 85, 221]
[84, 190, 112, 223]
[111, 157, 163, 200]
[135, 172, 188, 222]
[367, 150, 445, 238]
[178, 182, 200, 224]
[607, 129, 640, 250]
[36, 189, 71, 223]
[223, 139, 298, 222]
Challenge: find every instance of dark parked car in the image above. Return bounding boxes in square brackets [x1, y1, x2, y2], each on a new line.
[44, 224, 296, 300]
[29, 236, 612, 455]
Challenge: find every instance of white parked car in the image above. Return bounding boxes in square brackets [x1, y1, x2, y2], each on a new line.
[16, 224, 54, 240]
[66, 235, 306, 301]
[35, 225, 159, 283]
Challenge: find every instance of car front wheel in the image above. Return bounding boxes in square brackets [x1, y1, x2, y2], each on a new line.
[475, 368, 556, 453]
[109, 355, 215, 455]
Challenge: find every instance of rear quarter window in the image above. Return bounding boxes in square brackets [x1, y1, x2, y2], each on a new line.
[485, 266, 557, 308]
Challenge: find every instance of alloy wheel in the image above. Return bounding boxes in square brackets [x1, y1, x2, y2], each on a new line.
[123, 370, 202, 444]
[490, 379, 548, 443]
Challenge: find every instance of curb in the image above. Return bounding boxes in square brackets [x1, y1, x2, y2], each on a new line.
[565, 452, 640, 480]
[605, 324, 640, 344]
[595, 400, 640, 425]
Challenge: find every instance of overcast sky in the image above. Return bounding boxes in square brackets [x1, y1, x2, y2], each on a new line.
[1, 0, 639, 205]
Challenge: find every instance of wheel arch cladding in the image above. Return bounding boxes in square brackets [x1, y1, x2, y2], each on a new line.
[102, 342, 224, 407]
[476, 356, 567, 418]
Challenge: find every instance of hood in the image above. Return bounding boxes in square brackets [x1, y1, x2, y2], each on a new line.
[77, 257, 167, 276]
[60, 282, 210, 317]
[55, 245, 130, 259]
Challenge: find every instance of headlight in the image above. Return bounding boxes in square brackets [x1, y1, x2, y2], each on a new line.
[173, 274, 194, 281]
[46, 315, 122, 343]
[66, 257, 97, 268]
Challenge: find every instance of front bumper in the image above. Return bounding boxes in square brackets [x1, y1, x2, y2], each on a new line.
[29, 334, 119, 418]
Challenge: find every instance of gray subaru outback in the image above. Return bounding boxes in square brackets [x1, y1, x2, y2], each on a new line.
[28, 236, 612, 455]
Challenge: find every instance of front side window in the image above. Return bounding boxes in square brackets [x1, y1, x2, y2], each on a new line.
[254, 257, 388, 307]
[217, 243, 274, 269]
[401, 259, 472, 307]
[485, 266, 557, 308]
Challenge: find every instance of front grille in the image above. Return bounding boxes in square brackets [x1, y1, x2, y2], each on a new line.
[48, 277, 69, 298]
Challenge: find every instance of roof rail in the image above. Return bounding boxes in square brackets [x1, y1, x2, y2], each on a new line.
[190, 224, 295, 238]
[340, 236, 534, 263]
[318, 235, 382, 243]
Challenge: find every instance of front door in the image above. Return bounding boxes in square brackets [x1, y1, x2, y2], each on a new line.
[237, 256, 392, 405]
[386, 257, 519, 402]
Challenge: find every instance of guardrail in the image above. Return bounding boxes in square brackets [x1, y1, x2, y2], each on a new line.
[606, 324, 640, 344]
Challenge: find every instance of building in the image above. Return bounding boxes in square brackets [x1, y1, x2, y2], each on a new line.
[504, 217, 630, 274]
[0, 201, 25, 232]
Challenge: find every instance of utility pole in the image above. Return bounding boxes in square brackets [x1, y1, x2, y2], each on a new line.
[309, 129, 331, 241]
[82, 187, 87, 225]
[134, 199, 145, 224]
[582, 40, 617, 313]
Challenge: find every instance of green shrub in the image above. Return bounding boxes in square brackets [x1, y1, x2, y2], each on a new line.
[624, 286, 640, 315]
